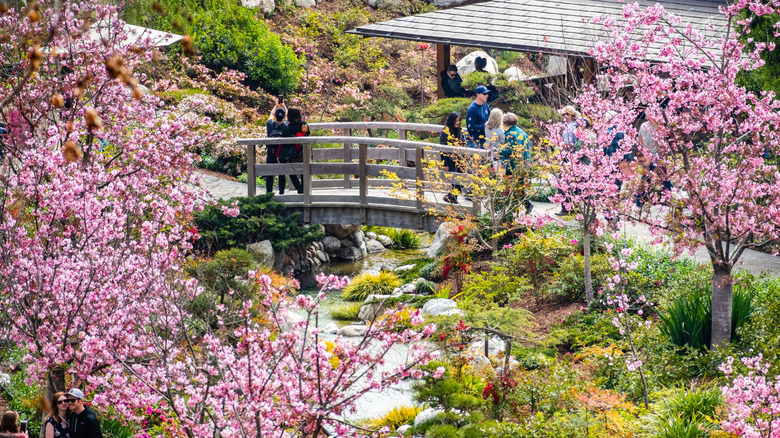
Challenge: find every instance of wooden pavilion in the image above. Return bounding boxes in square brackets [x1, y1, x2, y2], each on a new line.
[347, 0, 728, 98]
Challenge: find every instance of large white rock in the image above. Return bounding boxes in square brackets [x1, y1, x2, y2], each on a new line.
[365, 239, 385, 254]
[247, 240, 274, 269]
[393, 264, 415, 273]
[427, 222, 458, 258]
[377, 234, 393, 247]
[503, 66, 525, 82]
[414, 407, 445, 427]
[422, 298, 463, 317]
[467, 336, 506, 357]
[241, 0, 275, 14]
[358, 294, 392, 322]
[456, 51, 499, 77]
[295, 0, 316, 6]
[322, 322, 339, 334]
[338, 324, 368, 337]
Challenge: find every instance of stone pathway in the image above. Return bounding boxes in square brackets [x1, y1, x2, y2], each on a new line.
[198, 173, 780, 278]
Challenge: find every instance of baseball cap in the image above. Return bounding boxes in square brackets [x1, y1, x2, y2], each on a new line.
[67, 388, 85, 400]
[475, 85, 489, 95]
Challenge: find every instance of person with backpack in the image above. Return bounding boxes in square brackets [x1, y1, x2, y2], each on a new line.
[266, 102, 289, 194]
[278, 107, 307, 194]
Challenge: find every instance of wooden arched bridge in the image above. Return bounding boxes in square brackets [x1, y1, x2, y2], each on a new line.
[238, 122, 488, 232]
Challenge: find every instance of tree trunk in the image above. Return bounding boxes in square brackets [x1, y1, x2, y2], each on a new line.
[583, 230, 593, 303]
[710, 263, 734, 346]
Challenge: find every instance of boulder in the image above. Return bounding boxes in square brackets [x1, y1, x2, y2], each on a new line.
[504, 66, 525, 82]
[393, 264, 415, 273]
[273, 249, 286, 271]
[365, 231, 377, 240]
[414, 408, 444, 427]
[324, 224, 361, 239]
[322, 322, 339, 334]
[295, 0, 315, 6]
[422, 298, 463, 317]
[358, 294, 392, 322]
[396, 425, 411, 436]
[467, 336, 506, 357]
[280, 312, 304, 333]
[427, 222, 458, 258]
[377, 234, 393, 247]
[338, 324, 368, 337]
[338, 245, 363, 262]
[241, 0, 275, 14]
[247, 240, 274, 268]
[340, 238, 354, 248]
[456, 51, 499, 77]
[359, 241, 367, 257]
[348, 230, 364, 247]
[316, 250, 328, 263]
[365, 239, 385, 254]
[321, 236, 341, 253]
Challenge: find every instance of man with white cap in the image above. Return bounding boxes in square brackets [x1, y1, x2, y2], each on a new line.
[66, 388, 102, 438]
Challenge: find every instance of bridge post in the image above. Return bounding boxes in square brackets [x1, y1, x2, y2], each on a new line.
[359, 143, 368, 223]
[415, 148, 424, 212]
[342, 129, 352, 189]
[399, 129, 407, 167]
[247, 143, 256, 197]
[303, 143, 312, 206]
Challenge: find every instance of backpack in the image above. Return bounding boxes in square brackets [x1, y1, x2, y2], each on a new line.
[278, 123, 308, 162]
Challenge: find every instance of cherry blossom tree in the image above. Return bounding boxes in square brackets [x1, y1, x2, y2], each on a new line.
[568, 0, 780, 345]
[544, 116, 629, 303]
[0, 0, 212, 395]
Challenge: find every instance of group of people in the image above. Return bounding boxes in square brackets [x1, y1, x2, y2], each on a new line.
[0, 389, 101, 438]
[439, 84, 533, 212]
[265, 98, 310, 195]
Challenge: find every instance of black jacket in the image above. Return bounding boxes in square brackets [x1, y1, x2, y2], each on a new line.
[69, 408, 102, 438]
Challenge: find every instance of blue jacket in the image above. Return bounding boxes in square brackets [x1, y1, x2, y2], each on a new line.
[466, 101, 490, 146]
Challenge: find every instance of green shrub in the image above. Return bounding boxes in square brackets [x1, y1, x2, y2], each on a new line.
[462, 266, 531, 306]
[193, 194, 324, 255]
[550, 253, 612, 300]
[419, 261, 442, 282]
[387, 228, 422, 249]
[341, 271, 403, 301]
[658, 285, 754, 350]
[198, 248, 256, 296]
[191, 7, 300, 95]
[100, 417, 136, 438]
[642, 387, 722, 438]
[415, 278, 436, 294]
[329, 302, 361, 321]
[418, 98, 472, 124]
[495, 230, 576, 300]
[736, 274, 780, 355]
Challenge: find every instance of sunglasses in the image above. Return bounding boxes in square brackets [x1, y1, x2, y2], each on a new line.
[57, 400, 69, 405]
[65, 399, 78, 403]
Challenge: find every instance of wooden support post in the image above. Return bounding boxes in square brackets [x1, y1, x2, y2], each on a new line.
[359, 143, 368, 207]
[399, 129, 407, 167]
[247, 143, 256, 197]
[415, 148, 424, 213]
[343, 128, 352, 189]
[583, 57, 597, 85]
[303, 143, 312, 206]
[436, 43, 451, 99]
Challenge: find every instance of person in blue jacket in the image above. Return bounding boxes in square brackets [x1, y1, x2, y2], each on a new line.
[466, 85, 491, 148]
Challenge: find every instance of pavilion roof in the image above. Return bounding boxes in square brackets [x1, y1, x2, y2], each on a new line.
[347, 0, 728, 59]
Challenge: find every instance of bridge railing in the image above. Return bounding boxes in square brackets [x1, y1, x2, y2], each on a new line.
[237, 122, 489, 217]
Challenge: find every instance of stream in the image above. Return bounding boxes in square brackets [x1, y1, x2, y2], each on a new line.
[302, 241, 432, 422]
